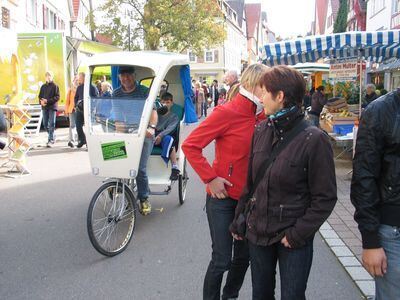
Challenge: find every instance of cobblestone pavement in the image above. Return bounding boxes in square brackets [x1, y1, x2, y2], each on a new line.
[321, 145, 375, 299]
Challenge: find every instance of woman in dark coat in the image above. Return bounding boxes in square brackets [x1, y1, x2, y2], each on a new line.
[231, 66, 337, 300]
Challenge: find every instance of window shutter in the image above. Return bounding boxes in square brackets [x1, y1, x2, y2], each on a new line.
[214, 50, 219, 63]
[43, 5, 47, 29]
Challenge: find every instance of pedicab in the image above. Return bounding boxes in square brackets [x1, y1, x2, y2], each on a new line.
[83, 51, 197, 256]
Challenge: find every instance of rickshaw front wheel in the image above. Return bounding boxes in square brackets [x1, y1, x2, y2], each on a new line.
[87, 181, 136, 257]
[178, 158, 188, 205]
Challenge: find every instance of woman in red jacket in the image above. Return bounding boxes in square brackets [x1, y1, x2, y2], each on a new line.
[182, 63, 268, 300]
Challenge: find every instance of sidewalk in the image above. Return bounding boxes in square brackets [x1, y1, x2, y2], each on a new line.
[0, 127, 78, 178]
[319, 147, 375, 299]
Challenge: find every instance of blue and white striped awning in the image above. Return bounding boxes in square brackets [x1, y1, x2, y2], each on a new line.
[262, 30, 400, 66]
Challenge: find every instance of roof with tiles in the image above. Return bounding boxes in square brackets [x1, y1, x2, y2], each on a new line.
[245, 3, 261, 39]
[73, 0, 80, 17]
[227, 0, 245, 28]
[315, 0, 328, 34]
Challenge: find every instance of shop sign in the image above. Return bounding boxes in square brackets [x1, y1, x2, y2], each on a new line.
[329, 59, 358, 81]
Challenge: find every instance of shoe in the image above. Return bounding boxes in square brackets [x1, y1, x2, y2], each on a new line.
[139, 199, 151, 216]
[77, 141, 86, 148]
[68, 141, 74, 148]
[170, 168, 180, 181]
[49, 140, 55, 144]
[46, 142, 51, 148]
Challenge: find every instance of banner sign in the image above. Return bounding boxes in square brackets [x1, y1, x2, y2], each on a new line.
[329, 59, 358, 81]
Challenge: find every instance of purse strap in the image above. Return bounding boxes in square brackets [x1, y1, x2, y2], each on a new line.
[247, 119, 310, 199]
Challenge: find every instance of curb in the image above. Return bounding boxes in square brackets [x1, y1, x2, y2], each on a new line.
[319, 222, 375, 299]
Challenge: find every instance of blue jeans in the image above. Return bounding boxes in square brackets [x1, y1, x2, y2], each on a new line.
[42, 109, 56, 142]
[249, 237, 314, 300]
[201, 102, 208, 117]
[68, 112, 77, 142]
[137, 136, 154, 201]
[204, 195, 249, 300]
[375, 225, 400, 300]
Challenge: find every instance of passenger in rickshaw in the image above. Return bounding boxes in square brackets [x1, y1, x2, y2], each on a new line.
[111, 65, 157, 216]
[154, 92, 181, 181]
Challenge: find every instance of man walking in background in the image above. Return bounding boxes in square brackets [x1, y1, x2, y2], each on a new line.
[223, 70, 240, 102]
[74, 72, 98, 148]
[38, 71, 60, 147]
[308, 85, 326, 127]
[210, 79, 219, 107]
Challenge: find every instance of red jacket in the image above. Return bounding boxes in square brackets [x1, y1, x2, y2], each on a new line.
[182, 93, 265, 200]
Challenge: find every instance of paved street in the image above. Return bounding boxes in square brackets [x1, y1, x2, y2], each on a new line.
[0, 125, 363, 300]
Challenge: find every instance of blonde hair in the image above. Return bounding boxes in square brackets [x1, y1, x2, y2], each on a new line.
[101, 81, 111, 91]
[240, 63, 269, 94]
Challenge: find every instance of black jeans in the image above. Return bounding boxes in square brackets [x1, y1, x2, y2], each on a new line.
[204, 195, 249, 300]
[249, 237, 314, 300]
[75, 110, 86, 144]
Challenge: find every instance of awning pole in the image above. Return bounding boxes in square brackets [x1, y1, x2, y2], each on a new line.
[358, 52, 363, 115]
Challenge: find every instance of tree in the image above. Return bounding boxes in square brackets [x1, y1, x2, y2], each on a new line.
[333, 0, 348, 33]
[95, 0, 226, 53]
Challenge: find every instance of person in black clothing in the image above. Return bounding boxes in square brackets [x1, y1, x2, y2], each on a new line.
[210, 79, 219, 107]
[308, 85, 326, 127]
[351, 89, 400, 299]
[0, 106, 6, 150]
[362, 83, 379, 108]
[0, 105, 6, 133]
[74, 72, 99, 148]
[38, 71, 60, 147]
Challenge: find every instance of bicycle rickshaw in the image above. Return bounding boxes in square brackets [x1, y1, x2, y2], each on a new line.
[83, 51, 197, 256]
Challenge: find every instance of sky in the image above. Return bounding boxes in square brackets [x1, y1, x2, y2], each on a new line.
[248, 0, 315, 39]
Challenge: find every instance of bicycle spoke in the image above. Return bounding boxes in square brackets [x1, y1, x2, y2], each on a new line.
[88, 182, 136, 255]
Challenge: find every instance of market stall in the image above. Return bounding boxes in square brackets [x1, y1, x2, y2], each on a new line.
[0, 29, 31, 177]
[262, 30, 400, 136]
[262, 30, 400, 106]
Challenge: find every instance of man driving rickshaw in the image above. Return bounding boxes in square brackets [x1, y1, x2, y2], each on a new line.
[85, 52, 197, 256]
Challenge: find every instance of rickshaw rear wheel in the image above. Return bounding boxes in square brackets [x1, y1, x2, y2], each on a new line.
[178, 158, 188, 205]
[87, 181, 136, 257]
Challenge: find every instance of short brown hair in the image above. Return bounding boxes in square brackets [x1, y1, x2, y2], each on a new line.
[261, 65, 306, 108]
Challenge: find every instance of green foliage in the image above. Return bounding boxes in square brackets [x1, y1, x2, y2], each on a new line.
[95, 0, 226, 53]
[333, 0, 348, 33]
[333, 81, 361, 105]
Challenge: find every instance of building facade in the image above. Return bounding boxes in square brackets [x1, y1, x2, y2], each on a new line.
[325, 0, 340, 34]
[366, 0, 392, 30]
[366, 0, 400, 92]
[0, 0, 92, 39]
[189, 0, 247, 84]
[391, 0, 400, 29]
[347, 0, 366, 31]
